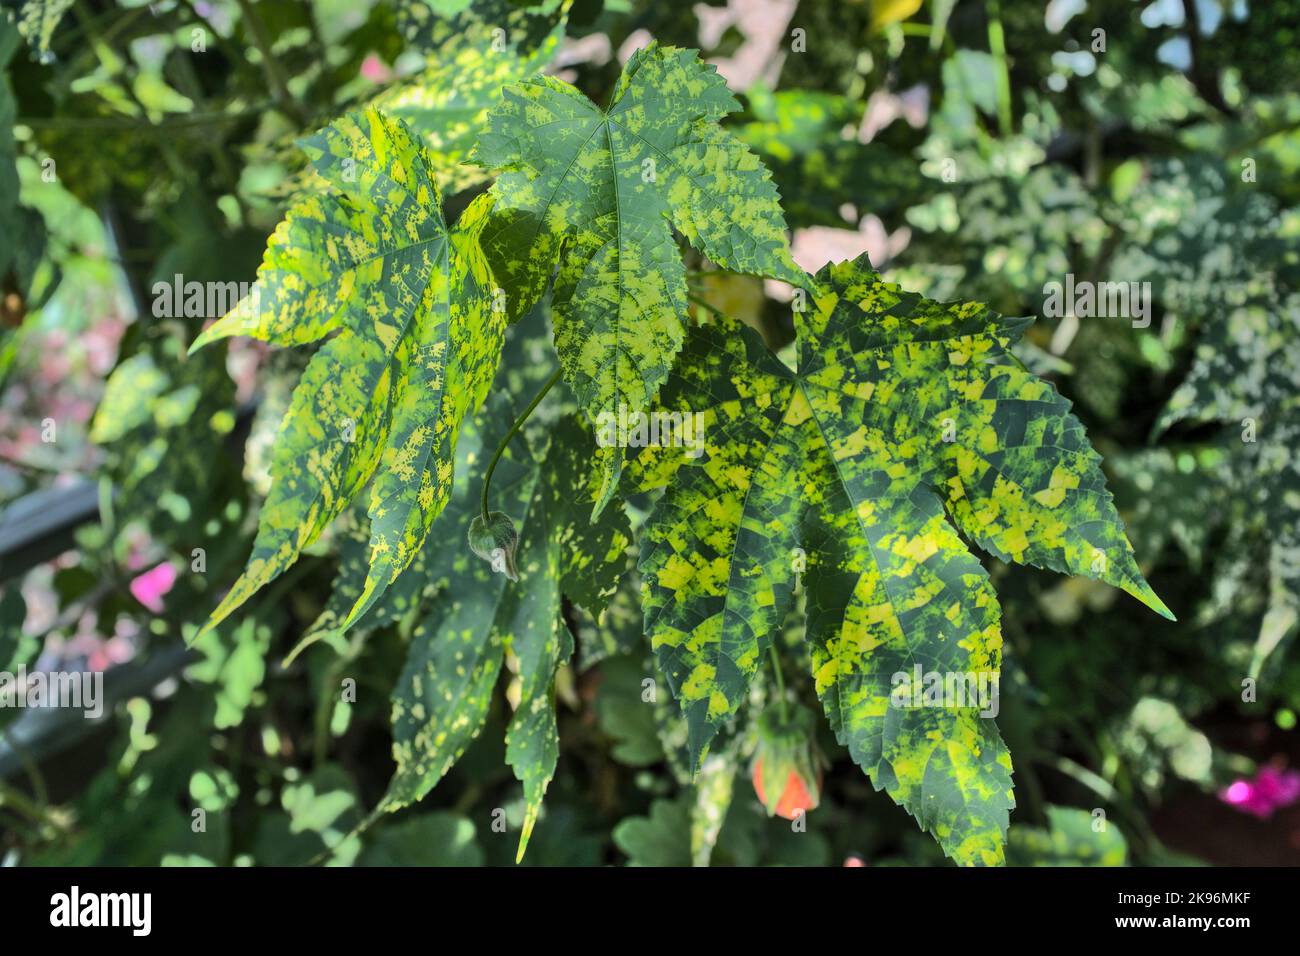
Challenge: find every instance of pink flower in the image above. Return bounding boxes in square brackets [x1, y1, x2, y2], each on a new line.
[1219, 765, 1300, 819]
[129, 562, 177, 614]
[88, 636, 135, 673]
[360, 53, 393, 84]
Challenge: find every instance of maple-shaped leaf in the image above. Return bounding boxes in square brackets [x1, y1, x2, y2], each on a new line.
[189, 109, 505, 640]
[383, 395, 629, 863]
[632, 254, 1172, 865]
[472, 41, 805, 511]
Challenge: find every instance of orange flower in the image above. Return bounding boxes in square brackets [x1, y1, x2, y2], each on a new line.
[752, 755, 821, 820]
[750, 702, 825, 819]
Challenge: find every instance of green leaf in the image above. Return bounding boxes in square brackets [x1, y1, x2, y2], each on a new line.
[189, 109, 506, 641]
[1007, 806, 1128, 866]
[383, 405, 630, 863]
[736, 87, 925, 228]
[1154, 295, 1300, 674]
[186, 618, 273, 731]
[0, 586, 33, 673]
[1117, 160, 1300, 675]
[633, 254, 1171, 865]
[571, 566, 645, 668]
[11, 0, 73, 61]
[395, 0, 568, 63]
[1155, 296, 1298, 435]
[473, 41, 804, 511]
[1107, 158, 1289, 336]
[593, 652, 664, 766]
[1110, 446, 1230, 570]
[291, 317, 558, 664]
[613, 797, 692, 867]
[91, 346, 238, 544]
[359, 813, 484, 866]
[252, 765, 363, 866]
[373, 0, 568, 191]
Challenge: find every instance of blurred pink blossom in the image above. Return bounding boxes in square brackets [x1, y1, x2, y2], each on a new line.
[765, 217, 912, 305]
[65, 629, 136, 673]
[129, 562, 177, 614]
[617, 28, 653, 64]
[858, 84, 930, 142]
[87, 635, 135, 673]
[695, 0, 796, 90]
[360, 53, 393, 84]
[1219, 766, 1300, 819]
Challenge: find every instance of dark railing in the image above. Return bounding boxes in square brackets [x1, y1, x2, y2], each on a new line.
[0, 480, 100, 583]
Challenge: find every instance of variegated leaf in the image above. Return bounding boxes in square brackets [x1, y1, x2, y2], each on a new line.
[473, 41, 805, 511]
[383, 395, 629, 863]
[373, 1, 568, 191]
[395, 0, 568, 64]
[633, 254, 1172, 865]
[189, 109, 505, 641]
[1156, 295, 1300, 674]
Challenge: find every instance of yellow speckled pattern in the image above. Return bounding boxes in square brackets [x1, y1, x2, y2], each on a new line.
[473, 42, 805, 512]
[189, 109, 506, 642]
[634, 254, 1172, 865]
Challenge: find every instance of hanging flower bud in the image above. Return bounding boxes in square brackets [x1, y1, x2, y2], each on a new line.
[750, 702, 825, 820]
[468, 511, 520, 581]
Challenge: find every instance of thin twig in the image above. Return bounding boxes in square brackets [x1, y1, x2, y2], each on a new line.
[233, 0, 308, 125]
[481, 367, 562, 522]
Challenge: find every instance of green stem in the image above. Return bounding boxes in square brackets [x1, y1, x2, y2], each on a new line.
[312, 631, 366, 765]
[986, 0, 1014, 137]
[0, 779, 43, 822]
[171, 52, 248, 221]
[1, 727, 48, 810]
[685, 291, 727, 322]
[768, 643, 789, 723]
[233, 0, 307, 125]
[481, 367, 562, 522]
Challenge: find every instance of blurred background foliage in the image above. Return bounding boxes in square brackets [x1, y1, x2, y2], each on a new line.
[0, 0, 1297, 866]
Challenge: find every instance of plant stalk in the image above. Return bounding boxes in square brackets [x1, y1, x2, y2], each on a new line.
[768, 643, 789, 723]
[481, 367, 562, 522]
[233, 0, 308, 125]
[986, 0, 1014, 137]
